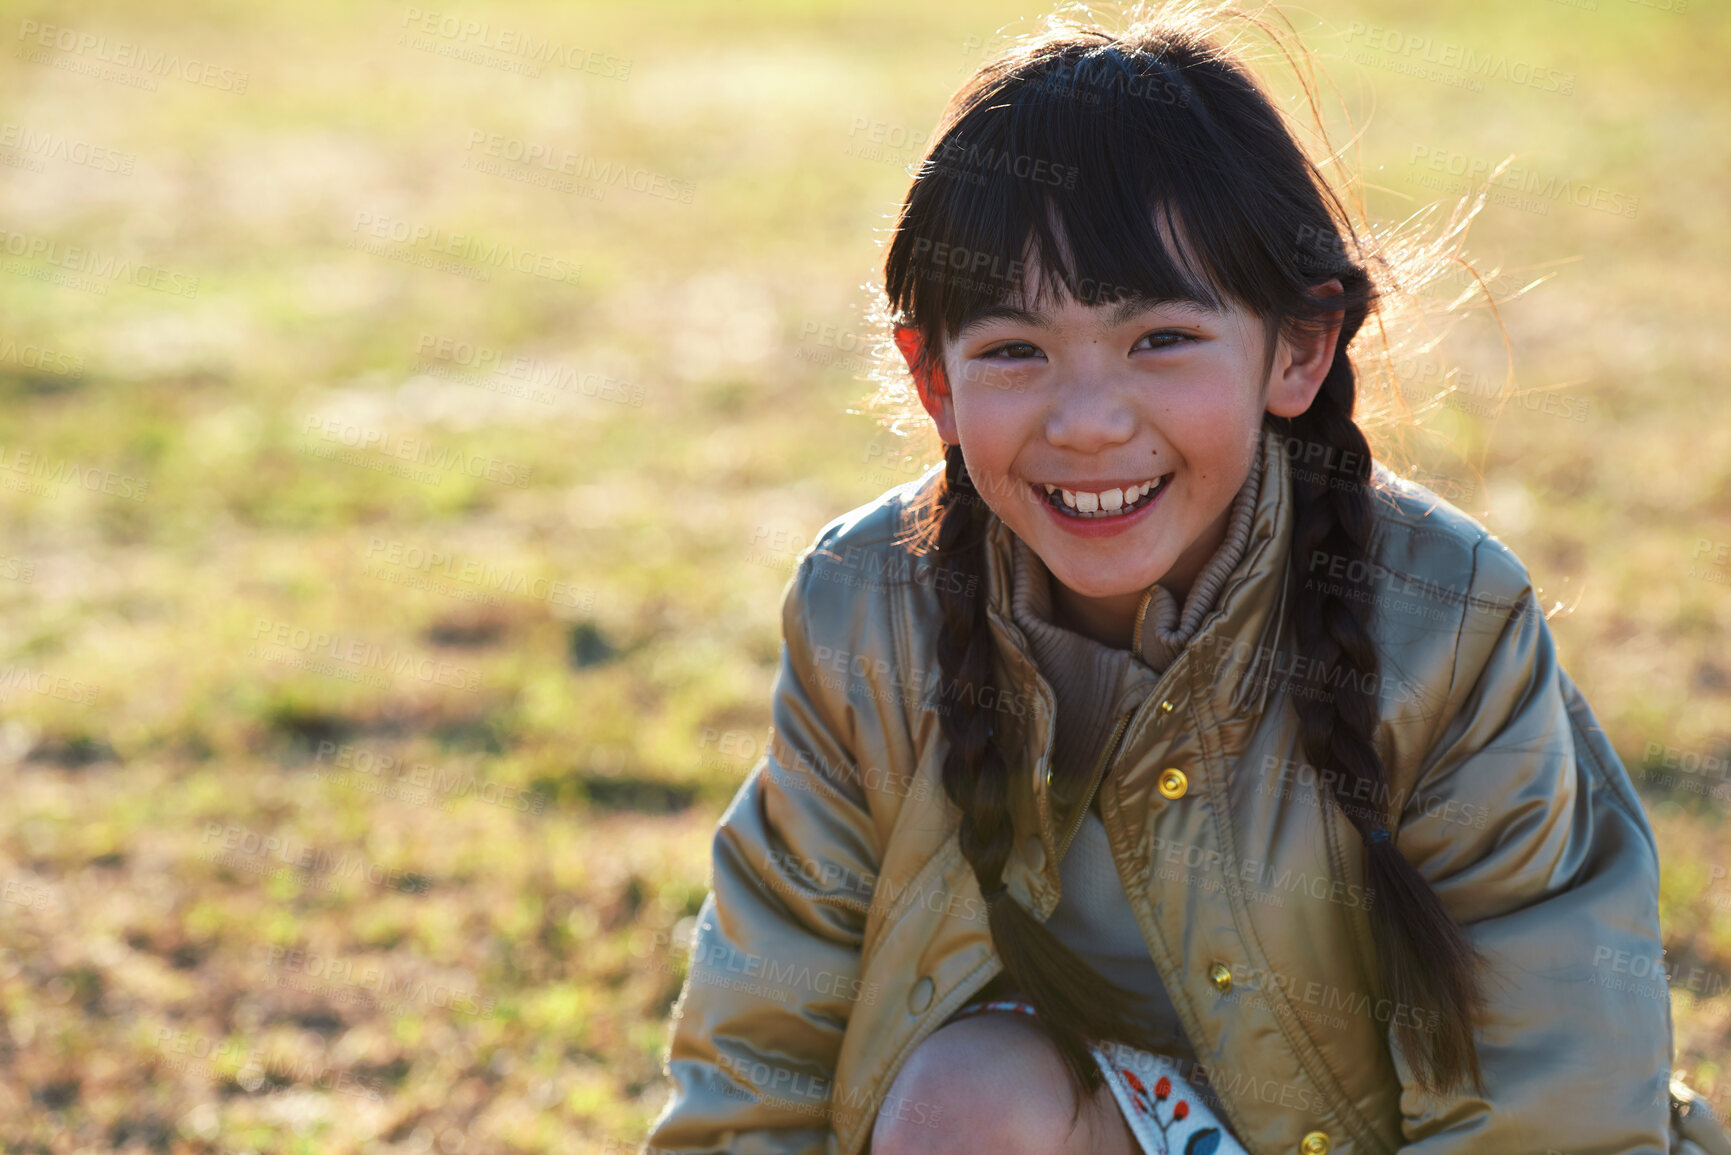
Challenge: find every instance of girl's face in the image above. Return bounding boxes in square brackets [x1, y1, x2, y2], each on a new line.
[904, 275, 1340, 634]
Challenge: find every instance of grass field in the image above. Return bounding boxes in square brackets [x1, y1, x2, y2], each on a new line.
[0, 0, 1728, 1150]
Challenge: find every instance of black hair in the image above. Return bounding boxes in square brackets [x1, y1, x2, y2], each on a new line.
[882, 8, 1484, 1105]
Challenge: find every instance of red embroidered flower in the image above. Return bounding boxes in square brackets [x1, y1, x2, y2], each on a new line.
[1155, 1075, 1171, 1100]
[1174, 1100, 1190, 1121]
[1123, 1069, 1146, 1095]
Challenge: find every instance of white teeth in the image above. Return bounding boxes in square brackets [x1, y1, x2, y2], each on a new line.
[1044, 475, 1168, 517]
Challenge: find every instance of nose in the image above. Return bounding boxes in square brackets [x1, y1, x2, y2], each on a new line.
[1043, 372, 1137, 454]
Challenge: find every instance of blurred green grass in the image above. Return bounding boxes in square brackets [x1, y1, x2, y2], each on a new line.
[0, 0, 1727, 1150]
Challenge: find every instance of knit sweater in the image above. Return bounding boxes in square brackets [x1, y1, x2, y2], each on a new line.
[1004, 439, 1265, 1093]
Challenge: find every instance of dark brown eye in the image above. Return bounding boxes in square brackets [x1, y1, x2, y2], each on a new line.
[983, 341, 1042, 360]
[1133, 331, 1189, 351]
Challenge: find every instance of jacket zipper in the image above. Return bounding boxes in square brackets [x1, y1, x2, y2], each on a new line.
[1055, 708, 1134, 862]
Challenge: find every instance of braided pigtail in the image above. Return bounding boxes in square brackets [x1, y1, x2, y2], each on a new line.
[928, 443, 1168, 1104]
[1281, 334, 1486, 1096]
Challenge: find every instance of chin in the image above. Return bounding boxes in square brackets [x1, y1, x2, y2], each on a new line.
[1044, 555, 1168, 600]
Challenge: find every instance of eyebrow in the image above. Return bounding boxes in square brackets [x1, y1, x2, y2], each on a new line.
[956, 293, 1212, 339]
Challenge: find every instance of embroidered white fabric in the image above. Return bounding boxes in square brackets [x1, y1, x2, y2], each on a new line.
[949, 1000, 1252, 1155]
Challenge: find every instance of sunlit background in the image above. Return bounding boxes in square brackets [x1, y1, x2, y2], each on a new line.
[0, 0, 1727, 1150]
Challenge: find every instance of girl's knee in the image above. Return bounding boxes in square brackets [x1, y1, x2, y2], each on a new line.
[869, 1012, 1129, 1155]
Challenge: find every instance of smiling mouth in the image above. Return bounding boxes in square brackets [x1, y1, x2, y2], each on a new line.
[1038, 474, 1174, 519]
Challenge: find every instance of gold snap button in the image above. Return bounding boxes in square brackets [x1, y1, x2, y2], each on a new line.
[1159, 699, 1175, 713]
[1208, 962, 1233, 993]
[1158, 768, 1188, 799]
[908, 976, 934, 1014]
[1024, 836, 1046, 875]
[1300, 1131, 1331, 1155]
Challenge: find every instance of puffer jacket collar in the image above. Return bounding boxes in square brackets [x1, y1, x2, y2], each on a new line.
[977, 425, 1297, 911]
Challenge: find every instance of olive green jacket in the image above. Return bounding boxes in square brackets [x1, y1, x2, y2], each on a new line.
[648, 427, 1693, 1154]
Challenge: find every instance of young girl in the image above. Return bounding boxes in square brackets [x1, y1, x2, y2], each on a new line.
[648, 8, 1729, 1154]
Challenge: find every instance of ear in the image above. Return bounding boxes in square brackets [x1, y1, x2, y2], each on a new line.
[893, 326, 959, 445]
[1264, 279, 1346, 420]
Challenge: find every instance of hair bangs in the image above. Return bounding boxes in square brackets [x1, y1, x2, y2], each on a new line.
[888, 37, 1306, 354]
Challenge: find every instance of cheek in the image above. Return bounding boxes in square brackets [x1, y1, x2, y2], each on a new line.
[951, 397, 1040, 516]
[1160, 408, 1263, 492]
[1159, 381, 1262, 447]
[949, 385, 1026, 462]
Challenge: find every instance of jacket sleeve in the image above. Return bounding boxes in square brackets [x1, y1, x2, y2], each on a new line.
[646, 550, 886, 1154]
[1391, 539, 1672, 1152]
